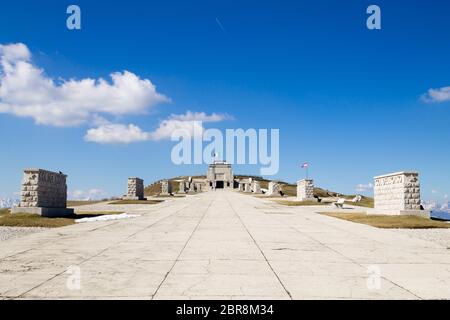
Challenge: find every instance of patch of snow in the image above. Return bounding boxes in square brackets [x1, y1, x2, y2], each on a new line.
[75, 213, 140, 223]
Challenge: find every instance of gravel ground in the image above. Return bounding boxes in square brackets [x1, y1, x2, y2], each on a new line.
[0, 226, 47, 242]
[396, 228, 450, 248]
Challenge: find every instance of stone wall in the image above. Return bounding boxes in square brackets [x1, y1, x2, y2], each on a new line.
[297, 179, 315, 201]
[374, 171, 424, 216]
[125, 177, 144, 200]
[19, 168, 67, 208]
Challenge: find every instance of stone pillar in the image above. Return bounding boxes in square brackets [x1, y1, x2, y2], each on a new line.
[267, 181, 280, 196]
[297, 179, 317, 201]
[12, 168, 74, 217]
[244, 183, 251, 193]
[161, 179, 172, 195]
[178, 181, 186, 193]
[253, 181, 262, 194]
[123, 177, 144, 200]
[373, 171, 429, 217]
[189, 182, 195, 192]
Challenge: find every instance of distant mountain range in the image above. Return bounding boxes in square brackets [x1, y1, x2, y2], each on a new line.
[0, 198, 19, 208]
[423, 201, 450, 213]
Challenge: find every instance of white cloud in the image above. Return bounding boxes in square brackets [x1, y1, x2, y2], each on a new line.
[169, 111, 232, 122]
[149, 118, 204, 141]
[0, 43, 169, 127]
[355, 183, 373, 192]
[84, 123, 150, 144]
[148, 111, 231, 141]
[85, 111, 232, 144]
[421, 86, 450, 103]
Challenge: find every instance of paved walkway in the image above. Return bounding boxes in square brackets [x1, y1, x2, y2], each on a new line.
[1, 190, 450, 299]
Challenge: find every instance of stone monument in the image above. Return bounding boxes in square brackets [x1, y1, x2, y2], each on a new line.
[206, 160, 234, 189]
[373, 171, 429, 217]
[178, 181, 186, 193]
[267, 181, 281, 196]
[123, 177, 145, 200]
[161, 179, 172, 195]
[297, 179, 317, 202]
[252, 181, 262, 194]
[11, 168, 74, 217]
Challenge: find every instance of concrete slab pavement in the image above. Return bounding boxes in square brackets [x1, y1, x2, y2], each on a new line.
[1, 190, 449, 299]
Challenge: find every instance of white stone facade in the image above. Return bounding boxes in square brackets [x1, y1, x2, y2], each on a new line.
[297, 179, 316, 201]
[206, 161, 234, 189]
[373, 171, 428, 217]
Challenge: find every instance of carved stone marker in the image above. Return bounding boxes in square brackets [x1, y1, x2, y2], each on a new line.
[238, 182, 243, 191]
[123, 177, 144, 200]
[244, 183, 251, 193]
[252, 181, 262, 194]
[267, 181, 280, 196]
[161, 179, 172, 195]
[11, 168, 74, 217]
[297, 179, 317, 202]
[373, 171, 429, 217]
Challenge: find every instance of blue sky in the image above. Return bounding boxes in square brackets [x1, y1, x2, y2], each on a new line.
[0, 0, 449, 202]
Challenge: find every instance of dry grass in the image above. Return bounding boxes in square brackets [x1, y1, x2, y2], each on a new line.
[274, 200, 329, 206]
[108, 199, 164, 205]
[0, 210, 124, 228]
[320, 212, 450, 229]
[344, 196, 374, 208]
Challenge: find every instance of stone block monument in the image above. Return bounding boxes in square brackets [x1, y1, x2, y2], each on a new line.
[123, 177, 145, 200]
[297, 179, 317, 202]
[161, 179, 172, 195]
[252, 181, 262, 194]
[244, 183, 251, 193]
[11, 168, 74, 217]
[267, 181, 280, 196]
[373, 171, 429, 217]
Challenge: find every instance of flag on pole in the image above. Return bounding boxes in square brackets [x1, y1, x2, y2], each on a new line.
[301, 162, 309, 179]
